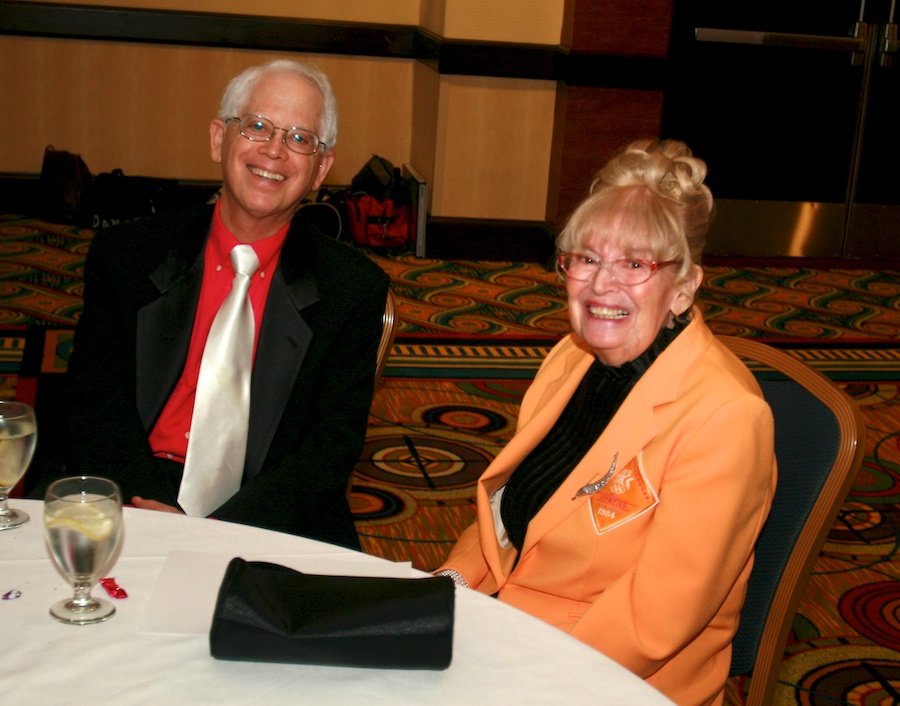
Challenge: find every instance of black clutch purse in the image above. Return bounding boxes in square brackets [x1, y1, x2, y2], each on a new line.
[209, 558, 455, 670]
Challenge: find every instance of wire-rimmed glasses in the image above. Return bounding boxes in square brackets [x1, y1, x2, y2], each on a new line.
[226, 114, 325, 155]
[557, 253, 677, 286]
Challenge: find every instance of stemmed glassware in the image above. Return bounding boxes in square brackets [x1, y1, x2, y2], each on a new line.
[0, 400, 38, 530]
[44, 476, 123, 625]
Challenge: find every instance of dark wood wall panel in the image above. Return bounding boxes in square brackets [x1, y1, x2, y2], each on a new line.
[572, 0, 673, 57]
[555, 87, 665, 228]
[551, 0, 671, 233]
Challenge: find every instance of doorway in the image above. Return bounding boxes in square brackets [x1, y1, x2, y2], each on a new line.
[662, 0, 899, 259]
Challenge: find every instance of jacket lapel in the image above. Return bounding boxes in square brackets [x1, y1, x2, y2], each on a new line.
[135, 214, 209, 431]
[478, 339, 594, 497]
[244, 218, 319, 478]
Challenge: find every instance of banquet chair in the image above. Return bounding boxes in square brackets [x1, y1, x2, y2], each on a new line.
[347, 288, 397, 502]
[718, 336, 866, 706]
[375, 288, 398, 389]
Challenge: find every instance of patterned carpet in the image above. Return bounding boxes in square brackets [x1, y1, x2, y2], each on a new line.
[2, 214, 899, 704]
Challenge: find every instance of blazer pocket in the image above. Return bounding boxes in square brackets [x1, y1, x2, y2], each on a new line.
[585, 453, 659, 536]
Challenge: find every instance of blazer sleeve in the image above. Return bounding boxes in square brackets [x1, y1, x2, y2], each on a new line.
[437, 522, 493, 589]
[569, 392, 776, 678]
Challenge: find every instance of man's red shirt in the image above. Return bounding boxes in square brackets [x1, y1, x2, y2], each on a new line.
[148, 202, 288, 462]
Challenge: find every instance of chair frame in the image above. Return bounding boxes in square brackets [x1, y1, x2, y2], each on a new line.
[718, 336, 866, 706]
[375, 288, 398, 389]
[348, 288, 397, 501]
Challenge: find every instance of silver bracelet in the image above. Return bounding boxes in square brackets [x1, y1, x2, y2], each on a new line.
[435, 569, 469, 588]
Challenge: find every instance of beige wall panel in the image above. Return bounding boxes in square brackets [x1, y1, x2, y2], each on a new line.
[419, 0, 447, 35]
[432, 75, 556, 220]
[442, 0, 565, 44]
[410, 61, 440, 191]
[0, 37, 414, 185]
[10, 0, 421, 25]
[317, 55, 415, 185]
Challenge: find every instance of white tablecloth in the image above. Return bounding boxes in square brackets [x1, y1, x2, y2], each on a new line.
[2, 499, 673, 705]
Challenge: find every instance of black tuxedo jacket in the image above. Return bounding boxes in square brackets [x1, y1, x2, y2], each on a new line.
[60, 204, 389, 548]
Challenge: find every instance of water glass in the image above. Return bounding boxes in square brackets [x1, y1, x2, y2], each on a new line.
[0, 400, 37, 530]
[44, 476, 123, 625]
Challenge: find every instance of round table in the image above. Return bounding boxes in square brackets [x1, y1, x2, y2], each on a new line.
[2, 499, 674, 704]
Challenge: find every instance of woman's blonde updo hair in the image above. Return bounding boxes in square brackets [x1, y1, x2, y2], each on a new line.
[556, 139, 714, 287]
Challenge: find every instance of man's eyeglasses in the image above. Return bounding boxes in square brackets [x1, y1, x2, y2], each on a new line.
[226, 115, 325, 155]
[557, 253, 677, 286]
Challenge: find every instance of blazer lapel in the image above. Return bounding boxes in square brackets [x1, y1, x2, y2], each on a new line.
[478, 339, 595, 497]
[135, 219, 208, 431]
[244, 218, 319, 479]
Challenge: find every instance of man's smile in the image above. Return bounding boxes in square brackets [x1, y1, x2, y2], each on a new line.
[248, 166, 285, 181]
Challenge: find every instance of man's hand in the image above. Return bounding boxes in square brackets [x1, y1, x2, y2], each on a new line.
[131, 496, 183, 514]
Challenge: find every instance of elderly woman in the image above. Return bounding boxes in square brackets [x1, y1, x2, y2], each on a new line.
[436, 139, 777, 706]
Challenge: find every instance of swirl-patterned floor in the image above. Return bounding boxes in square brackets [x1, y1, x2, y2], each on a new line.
[371, 252, 900, 344]
[2, 215, 899, 705]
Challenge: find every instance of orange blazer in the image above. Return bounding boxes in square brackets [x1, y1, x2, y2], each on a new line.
[438, 311, 777, 706]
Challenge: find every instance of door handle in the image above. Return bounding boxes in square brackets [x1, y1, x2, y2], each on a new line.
[882, 23, 898, 66]
[695, 27, 868, 52]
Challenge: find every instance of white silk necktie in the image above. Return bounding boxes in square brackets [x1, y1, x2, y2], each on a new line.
[178, 244, 259, 517]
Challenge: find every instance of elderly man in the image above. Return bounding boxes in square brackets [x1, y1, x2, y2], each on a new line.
[52, 59, 389, 549]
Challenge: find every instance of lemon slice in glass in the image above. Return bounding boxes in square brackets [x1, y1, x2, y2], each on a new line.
[46, 503, 115, 541]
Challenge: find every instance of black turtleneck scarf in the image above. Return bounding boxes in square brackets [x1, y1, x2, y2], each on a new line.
[499, 316, 689, 553]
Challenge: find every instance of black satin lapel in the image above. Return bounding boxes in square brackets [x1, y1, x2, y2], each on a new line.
[135, 246, 204, 431]
[244, 267, 318, 479]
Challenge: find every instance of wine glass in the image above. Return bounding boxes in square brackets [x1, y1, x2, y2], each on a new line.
[44, 476, 123, 625]
[0, 400, 38, 530]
